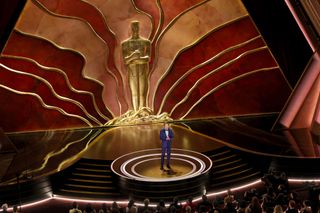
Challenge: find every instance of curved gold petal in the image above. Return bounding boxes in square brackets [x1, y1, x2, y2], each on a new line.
[25, 130, 93, 174]
[151, 14, 249, 109]
[80, 0, 129, 113]
[0, 63, 102, 125]
[0, 84, 93, 126]
[157, 35, 261, 114]
[87, 0, 152, 41]
[151, 0, 164, 43]
[14, 29, 115, 118]
[33, 0, 124, 115]
[149, 0, 211, 86]
[178, 122, 192, 131]
[169, 46, 268, 115]
[153, 0, 210, 50]
[145, 0, 164, 107]
[81, 0, 129, 114]
[80, 0, 116, 36]
[57, 128, 103, 171]
[180, 66, 279, 119]
[1, 54, 111, 120]
[18, 1, 120, 116]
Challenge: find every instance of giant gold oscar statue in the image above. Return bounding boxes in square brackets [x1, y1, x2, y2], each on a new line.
[121, 21, 151, 112]
[106, 21, 171, 125]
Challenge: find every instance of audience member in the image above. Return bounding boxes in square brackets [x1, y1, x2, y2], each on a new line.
[300, 200, 312, 213]
[183, 197, 196, 212]
[98, 203, 108, 213]
[126, 199, 136, 213]
[224, 190, 235, 203]
[139, 198, 153, 213]
[223, 202, 237, 213]
[289, 192, 301, 210]
[237, 201, 247, 213]
[212, 209, 221, 213]
[84, 203, 96, 213]
[246, 197, 262, 213]
[197, 195, 213, 212]
[13, 205, 19, 213]
[185, 206, 191, 213]
[156, 200, 167, 213]
[261, 195, 275, 213]
[169, 197, 181, 212]
[244, 206, 252, 213]
[111, 202, 121, 213]
[168, 206, 176, 213]
[1, 204, 8, 213]
[275, 193, 287, 206]
[223, 190, 237, 213]
[285, 200, 298, 213]
[273, 205, 283, 213]
[70, 202, 82, 213]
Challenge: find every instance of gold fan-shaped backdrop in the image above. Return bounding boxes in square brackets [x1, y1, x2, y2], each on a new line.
[0, 0, 291, 132]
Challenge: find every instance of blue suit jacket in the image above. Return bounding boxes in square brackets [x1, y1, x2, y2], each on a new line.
[160, 128, 174, 143]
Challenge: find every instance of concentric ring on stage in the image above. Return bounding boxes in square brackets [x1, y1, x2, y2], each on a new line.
[111, 149, 212, 182]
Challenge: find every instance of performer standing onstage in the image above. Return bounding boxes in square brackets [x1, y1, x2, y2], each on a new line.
[159, 123, 174, 170]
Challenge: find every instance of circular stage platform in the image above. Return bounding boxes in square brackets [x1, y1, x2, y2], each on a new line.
[111, 149, 212, 200]
[111, 149, 212, 182]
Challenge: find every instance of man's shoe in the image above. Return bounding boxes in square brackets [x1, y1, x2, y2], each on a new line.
[160, 166, 164, 170]
[167, 164, 171, 169]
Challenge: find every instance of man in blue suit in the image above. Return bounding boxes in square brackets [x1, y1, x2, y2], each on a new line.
[159, 122, 174, 170]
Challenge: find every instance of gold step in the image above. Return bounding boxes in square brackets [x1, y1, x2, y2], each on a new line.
[213, 163, 248, 174]
[79, 162, 110, 167]
[72, 173, 111, 178]
[209, 150, 232, 158]
[211, 172, 261, 187]
[75, 168, 111, 173]
[68, 178, 112, 184]
[65, 184, 115, 190]
[213, 154, 238, 162]
[213, 168, 253, 180]
[60, 189, 118, 196]
[213, 159, 242, 168]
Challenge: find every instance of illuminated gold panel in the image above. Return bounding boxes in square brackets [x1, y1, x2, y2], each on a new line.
[15, 1, 120, 115]
[149, 0, 248, 108]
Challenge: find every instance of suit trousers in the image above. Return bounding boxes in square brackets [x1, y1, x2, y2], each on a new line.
[161, 140, 171, 167]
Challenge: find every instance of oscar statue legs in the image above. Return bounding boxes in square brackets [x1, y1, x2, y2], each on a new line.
[128, 64, 149, 111]
[128, 64, 139, 111]
[138, 64, 148, 109]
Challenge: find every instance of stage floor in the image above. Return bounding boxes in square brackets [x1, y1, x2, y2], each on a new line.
[82, 124, 224, 160]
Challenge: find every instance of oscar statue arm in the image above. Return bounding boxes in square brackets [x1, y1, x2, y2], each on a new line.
[139, 41, 151, 62]
[121, 41, 141, 65]
[124, 50, 141, 65]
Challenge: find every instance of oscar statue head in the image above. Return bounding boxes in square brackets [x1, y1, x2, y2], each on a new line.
[131, 21, 140, 39]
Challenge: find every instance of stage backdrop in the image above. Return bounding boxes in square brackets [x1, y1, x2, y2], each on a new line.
[0, 0, 291, 132]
